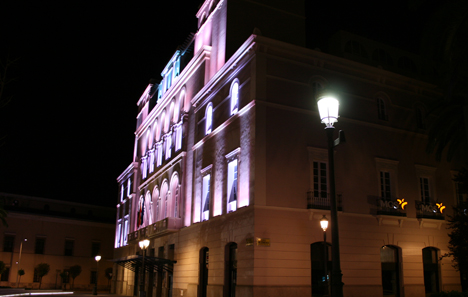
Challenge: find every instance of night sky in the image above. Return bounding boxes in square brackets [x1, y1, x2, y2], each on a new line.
[0, 1, 433, 207]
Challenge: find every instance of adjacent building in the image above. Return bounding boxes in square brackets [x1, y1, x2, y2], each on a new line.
[0, 193, 115, 290]
[112, 1, 466, 297]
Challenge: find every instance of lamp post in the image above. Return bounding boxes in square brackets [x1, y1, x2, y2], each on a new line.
[15, 238, 27, 288]
[320, 215, 330, 296]
[93, 255, 101, 295]
[317, 93, 344, 297]
[139, 239, 150, 297]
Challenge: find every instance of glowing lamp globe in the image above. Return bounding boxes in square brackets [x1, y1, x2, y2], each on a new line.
[320, 215, 329, 232]
[95, 255, 101, 262]
[139, 239, 150, 250]
[317, 94, 340, 127]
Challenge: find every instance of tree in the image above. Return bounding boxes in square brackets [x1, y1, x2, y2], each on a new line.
[18, 269, 25, 286]
[68, 265, 82, 289]
[59, 271, 69, 290]
[415, 0, 468, 161]
[35, 263, 50, 289]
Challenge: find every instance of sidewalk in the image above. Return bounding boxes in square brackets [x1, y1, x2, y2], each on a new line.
[0, 289, 119, 297]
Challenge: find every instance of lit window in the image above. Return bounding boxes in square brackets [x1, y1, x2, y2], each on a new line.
[226, 149, 240, 213]
[171, 174, 180, 218]
[169, 100, 175, 124]
[137, 196, 145, 228]
[120, 184, 124, 202]
[206, 103, 213, 135]
[123, 218, 128, 245]
[115, 221, 122, 248]
[127, 178, 131, 197]
[145, 191, 153, 225]
[141, 156, 148, 179]
[174, 122, 182, 151]
[230, 80, 239, 115]
[165, 132, 172, 160]
[227, 159, 238, 212]
[153, 187, 160, 222]
[202, 174, 211, 221]
[156, 141, 163, 167]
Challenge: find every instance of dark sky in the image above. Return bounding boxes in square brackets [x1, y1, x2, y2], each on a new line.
[0, 1, 432, 207]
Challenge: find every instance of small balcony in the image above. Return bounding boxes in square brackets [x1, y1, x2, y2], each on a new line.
[376, 197, 407, 217]
[415, 200, 445, 220]
[307, 191, 342, 210]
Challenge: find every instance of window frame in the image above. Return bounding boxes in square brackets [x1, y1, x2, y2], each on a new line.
[230, 80, 239, 116]
[226, 148, 240, 213]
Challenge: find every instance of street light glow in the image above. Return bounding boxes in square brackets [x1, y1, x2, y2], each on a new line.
[320, 215, 329, 232]
[317, 95, 340, 127]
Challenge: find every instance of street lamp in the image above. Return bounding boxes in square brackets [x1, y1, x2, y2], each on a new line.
[320, 215, 330, 296]
[93, 255, 101, 295]
[16, 238, 27, 288]
[139, 239, 150, 297]
[317, 93, 344, 297]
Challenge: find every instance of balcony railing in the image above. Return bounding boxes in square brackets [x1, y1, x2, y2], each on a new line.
[415, 201, 445, 220]
[128, 217, 183, 243]
[376, 197, 407, 217]
[307, 191, 342, 210]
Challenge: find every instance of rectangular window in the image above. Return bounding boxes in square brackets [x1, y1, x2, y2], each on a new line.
[175, 122, 182, 151]
[123, 217, 129, 246]
[91, 242, 101, 257]
[35, 237, 46, 254]
[380, 171, 391, 199]
[64, 240, 74, 256]
[313, 161, 328, 199]
[202, 174, 211, 221]
[3, 235, 15, 252]
[149, 150, 155, 173]
[420, 177, 431, 204]
[90, 271, 97, 285]
[165, 133, 172, 160]
[1, 267, 9, 281]
[115, 222, 121, 248]
[227, 160, 238, 213]
[156, 142, 163, 167]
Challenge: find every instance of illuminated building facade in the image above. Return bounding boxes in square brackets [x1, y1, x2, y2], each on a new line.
[112, 1, 466, 297]
[0, 193, 115, 290]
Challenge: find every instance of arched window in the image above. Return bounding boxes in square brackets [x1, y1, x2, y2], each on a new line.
[169, 100, 175, 124]
[153, 187, 160, 222]
[377, 97, 388, 121]
[145, 191, 152, 226]
[171, 173, 180, 218]
[206, 103, 213, 135]
[199, 247, 209, 297]
[137, 195, 145, 228]
[311, 242, 331, 296]
[181, 88, 190, 113]
[381, 245, 401, 297]
[160, 181, 168, 219]
[173, 97, 180, 123]
[162, 110, 168, 133]
[423, 247, 440, 295]
[230, 80, 239, 115]
[224, 242, 237, 297]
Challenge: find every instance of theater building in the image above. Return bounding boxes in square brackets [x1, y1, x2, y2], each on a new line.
[112, 1, 465, 296]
